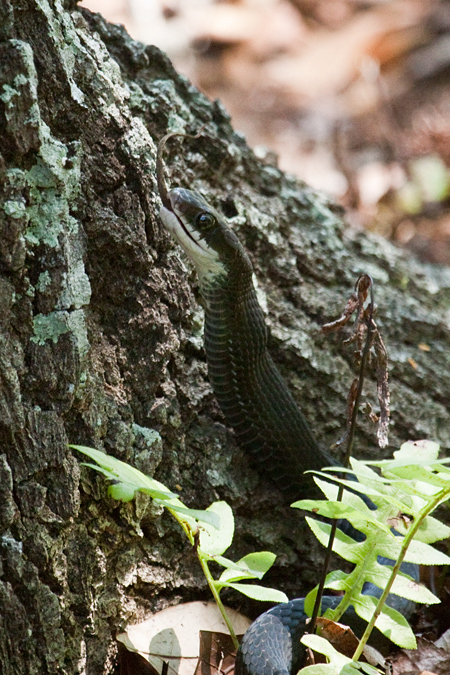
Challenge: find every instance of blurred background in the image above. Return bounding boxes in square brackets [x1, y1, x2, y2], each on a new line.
[79, 0, 450, 265]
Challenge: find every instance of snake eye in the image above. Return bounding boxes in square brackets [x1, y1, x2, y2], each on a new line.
[196, 212, 216, 229]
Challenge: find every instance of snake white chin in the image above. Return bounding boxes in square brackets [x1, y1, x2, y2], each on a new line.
[160, 205, 226, 281]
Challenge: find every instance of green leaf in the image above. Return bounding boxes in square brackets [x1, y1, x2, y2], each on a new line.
[198, 501, 234, 556]
[74, 446, 175, 499]
[302, 445, 450, 658]
[305, 518, 369, 565]
[293, 499, 359, 518]
[212, 555, 250, 571]
[300, 635, 382, 675]
[303, 571, 347, 616]
[218, 551, 276, 583]
[75, 444, 290, 635]
[300, 635, 350, 669]
[402, 539, 450, 565]
[432, 461, 450, 474]
[162, 501, 220, 528]
[80, 461, 174, 501]
[389, 464, 450, 490]
[350, 458, 385, 482]
[218, 568, 256, 584]
[77, 446, 220, 528]
[413, 515, 450, 544]
[236, 551, 276, 578]
[368, 563, 439, 604]
[353, 595, 416, 649]
[80, 462, 117, 479]
[322, 569, 353, 592]
[311, 473, 411, 515]
[218, 581, 288, 603]
[294, 499, 390, 535]
[380, 481, 434, 504]
[390, 573, 439, 604]
[304, 584, 318, 617]
[313, 478, 375, 513]
[396, 440, 441, 463]
[358, 665, 383, 675]
[108, 481, 137, 502]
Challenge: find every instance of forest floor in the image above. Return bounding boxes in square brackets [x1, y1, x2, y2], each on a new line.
[81, 0, 450, 266]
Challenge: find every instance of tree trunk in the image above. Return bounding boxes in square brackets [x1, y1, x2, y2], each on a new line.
[1, 1, 449, 673]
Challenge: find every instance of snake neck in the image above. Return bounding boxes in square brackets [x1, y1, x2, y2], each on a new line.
[199, 262, 337, 501]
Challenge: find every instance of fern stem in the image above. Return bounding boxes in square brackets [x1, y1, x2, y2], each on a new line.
[309, 276, 374, 634]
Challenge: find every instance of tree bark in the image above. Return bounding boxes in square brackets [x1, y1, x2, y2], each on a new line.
[1, 1, 449, 673]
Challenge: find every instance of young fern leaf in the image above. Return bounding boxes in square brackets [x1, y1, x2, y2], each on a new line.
[293, 441, 450, 650]
[300, 634, 381, 675]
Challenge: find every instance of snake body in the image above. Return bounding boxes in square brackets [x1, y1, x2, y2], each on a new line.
[157, 138, 417, 674]
[160, 184, 337, 501]
[200, 223, 341, 503]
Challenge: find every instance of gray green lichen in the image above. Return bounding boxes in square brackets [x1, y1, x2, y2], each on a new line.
[31, 312, 69, 345]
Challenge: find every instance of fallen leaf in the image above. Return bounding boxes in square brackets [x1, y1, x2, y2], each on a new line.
[390, 636, 450, 675]
[118, 641, 159, 675]
[117, 601, 251, 675]
[195, 631, 239, 675]
[434, 628, 450, 654]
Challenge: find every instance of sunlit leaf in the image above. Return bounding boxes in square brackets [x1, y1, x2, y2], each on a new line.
[299, 635, 359, 674]
[389, 465, 450, 490]
[412, 514, 450, 544]
[237, 551, 276, 576]
[402, 539, 450, 565]
[162, 501, 220, 529]
[353, 595, 416, 649]
[218, 581, 288, 603]
[74, 446, 175, 499]
[108, 481, 138, 502]
[294, 499, 390, 534]
[218, 551, 276, 583]
[367, 563, 439, 604]
[198, 501, 234, 556]
[395, 439, 439, 463]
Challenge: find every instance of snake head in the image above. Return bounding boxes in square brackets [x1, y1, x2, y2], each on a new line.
[160, 187, 252, 282]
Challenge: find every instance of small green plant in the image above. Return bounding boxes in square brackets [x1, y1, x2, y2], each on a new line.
[72, 445, 287, 649]
[73, 440, 450, 671]
[293, 439, 450, 667]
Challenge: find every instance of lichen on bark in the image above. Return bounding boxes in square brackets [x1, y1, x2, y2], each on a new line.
[1, 2, 450, 674]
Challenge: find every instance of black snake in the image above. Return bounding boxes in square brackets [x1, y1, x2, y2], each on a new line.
[156, 134, 418, 674]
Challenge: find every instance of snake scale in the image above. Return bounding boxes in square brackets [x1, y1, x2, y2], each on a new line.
[156, 133, 418, 675]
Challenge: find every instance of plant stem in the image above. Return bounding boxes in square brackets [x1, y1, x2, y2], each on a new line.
[197, 551, 240, 651]
[309, 277, 375, 634]
[166, 506, 195, 544]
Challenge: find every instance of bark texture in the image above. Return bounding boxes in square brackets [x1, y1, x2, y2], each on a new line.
[1, 2, 449, 673]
